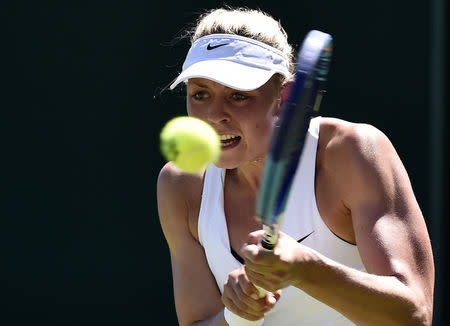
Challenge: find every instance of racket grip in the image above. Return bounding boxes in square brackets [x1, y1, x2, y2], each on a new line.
[224, 286, 266, 325]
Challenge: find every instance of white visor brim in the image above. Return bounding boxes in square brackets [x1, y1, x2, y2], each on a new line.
[170, 59, 280, 91]
[169, 34, 290, 91]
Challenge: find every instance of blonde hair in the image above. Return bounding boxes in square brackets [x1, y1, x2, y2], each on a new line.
[189, 7, 295, 84]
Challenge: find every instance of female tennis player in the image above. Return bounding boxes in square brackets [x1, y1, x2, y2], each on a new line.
[157, 7, 434, 326]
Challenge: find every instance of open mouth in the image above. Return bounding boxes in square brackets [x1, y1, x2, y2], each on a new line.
[220, 134, 241, 148]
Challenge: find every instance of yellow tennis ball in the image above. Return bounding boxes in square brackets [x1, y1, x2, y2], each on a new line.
[160, 116, 221, 173]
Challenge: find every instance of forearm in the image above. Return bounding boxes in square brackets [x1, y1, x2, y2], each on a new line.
[297, 249, 431, 326]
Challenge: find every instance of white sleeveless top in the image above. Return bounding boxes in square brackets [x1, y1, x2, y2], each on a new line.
[198, 117, 364, 325]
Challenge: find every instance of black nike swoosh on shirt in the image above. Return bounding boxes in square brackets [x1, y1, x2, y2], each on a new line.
[207, 43, 229, 50]
[297, 231, 314, 243]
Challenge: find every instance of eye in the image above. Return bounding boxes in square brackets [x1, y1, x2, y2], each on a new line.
[191, 91, 210, 101]
[231, 93, 248, 101]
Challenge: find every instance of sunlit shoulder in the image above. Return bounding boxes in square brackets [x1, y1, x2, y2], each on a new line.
[157, 161, 205, 197]
[318, 117, 395, 169]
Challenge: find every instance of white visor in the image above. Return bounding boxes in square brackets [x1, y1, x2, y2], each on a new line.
[169, 34, 290, 91]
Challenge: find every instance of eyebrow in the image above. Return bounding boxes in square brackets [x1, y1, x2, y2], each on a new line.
[188, 80, 255, 93]
[188, 81, 209, 88]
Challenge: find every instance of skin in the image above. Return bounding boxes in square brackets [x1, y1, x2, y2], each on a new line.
[157, 77, 434, 326]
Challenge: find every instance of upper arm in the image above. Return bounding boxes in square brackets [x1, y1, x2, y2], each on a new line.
[157, 163, 224, 325]
[336, 124, 434, 305]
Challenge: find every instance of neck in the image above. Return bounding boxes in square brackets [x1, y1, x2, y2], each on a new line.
[227, 156, 265, 195]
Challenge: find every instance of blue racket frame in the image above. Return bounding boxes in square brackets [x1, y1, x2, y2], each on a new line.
[256, 30, 333, 250]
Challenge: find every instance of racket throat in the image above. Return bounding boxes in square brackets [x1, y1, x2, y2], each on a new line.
[313, 90, 325, 112]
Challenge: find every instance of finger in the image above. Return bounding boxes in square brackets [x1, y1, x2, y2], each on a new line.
[273, 290, 282, 301]
[222, 296, 264, 321]
[224, 282, 254, 312]
[264, 292, 279, 307]
[237, 272, 264, 300]
[244, 267, 265, 282]
[241, 244, 275, 266]
[234, 278, 268, 312]
[244, 258, 276, 272]
[224, 274, 267, 314]
[247, 229, 265, 244]
[245, 269, 276, 292]
[240, 244, 259, 263]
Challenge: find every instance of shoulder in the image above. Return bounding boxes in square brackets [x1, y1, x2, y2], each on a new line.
[157, 161, 205, 197]
[319, 117, 391, 153]
[157, 162, 205, 243]
[318, 117, 396, 173]
[318, 117, 413, 213]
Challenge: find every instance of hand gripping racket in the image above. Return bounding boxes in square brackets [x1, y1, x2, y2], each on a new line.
[224, 30, 333, 325]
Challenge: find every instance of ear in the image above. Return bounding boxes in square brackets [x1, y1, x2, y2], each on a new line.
[274, 96, 282, 118]
[274, 81, 293, 118]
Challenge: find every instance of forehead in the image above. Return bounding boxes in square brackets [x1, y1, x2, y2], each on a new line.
[187, 77, 279, 92]
[187, 78, 228, 89]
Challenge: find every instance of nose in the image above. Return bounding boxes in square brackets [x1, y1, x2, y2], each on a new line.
[207, 98, 230, 124]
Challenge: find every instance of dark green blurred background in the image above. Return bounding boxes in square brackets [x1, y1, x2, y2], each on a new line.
[4, 1, 448, 325]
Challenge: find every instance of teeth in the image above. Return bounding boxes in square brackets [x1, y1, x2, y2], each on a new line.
[219, 134, 238, 140]
[219, 134, 240, 147]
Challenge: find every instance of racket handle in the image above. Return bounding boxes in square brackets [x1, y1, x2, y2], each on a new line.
[224, 286, 266, 325]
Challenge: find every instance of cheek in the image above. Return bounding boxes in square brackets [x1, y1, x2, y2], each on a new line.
[251, 116, 277, 145]
[251, 99, 277, 128]
[186, 100, 202, 118]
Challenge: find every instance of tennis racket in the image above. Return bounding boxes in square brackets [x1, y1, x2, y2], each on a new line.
[224, 29, 333, 325]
